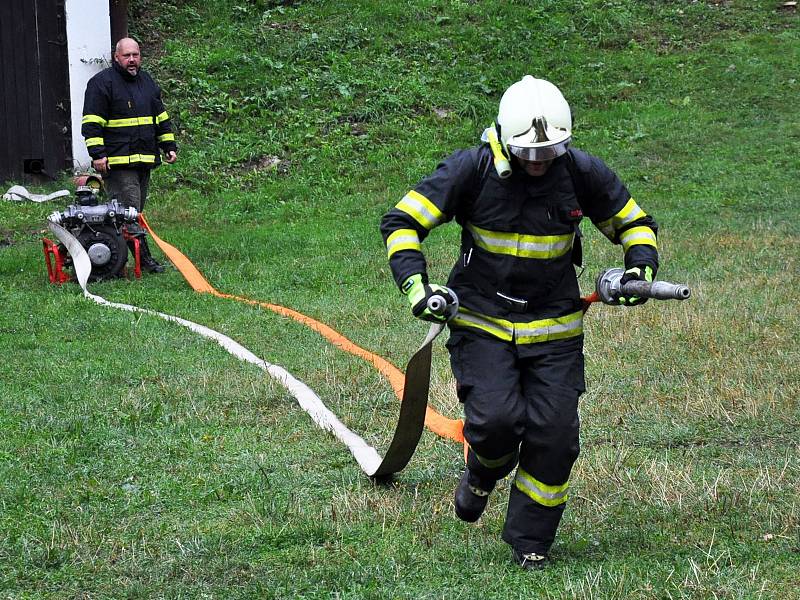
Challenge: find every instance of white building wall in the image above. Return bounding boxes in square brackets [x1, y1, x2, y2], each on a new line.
[65, 0, 111, 171]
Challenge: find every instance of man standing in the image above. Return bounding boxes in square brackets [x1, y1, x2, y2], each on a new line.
[81, 37, 177, 273]
[380, 76, 659, 569]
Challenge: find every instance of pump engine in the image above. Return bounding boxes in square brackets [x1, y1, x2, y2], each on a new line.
[47, 185, 139, 281]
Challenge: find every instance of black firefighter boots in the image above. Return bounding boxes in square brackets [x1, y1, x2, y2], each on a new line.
[512, 548, 548, 570]
[454, 468, 495, 523]
[139, 237, 165, 273]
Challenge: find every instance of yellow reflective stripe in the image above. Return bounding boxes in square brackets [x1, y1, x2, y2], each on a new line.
[395, 190, 445, 230]
[598, 198, 647, 240]
[82, 114, 107, 126]
[107, 154, 157, 165]
[451, 308, 514, 341]
[467, 222, 573, 259]
[451, 308, 583, 345]
[515, 468, 569, 507]
[615, 198, 647, 228]
[515, 310, 583, 345]
[620, 226, 657, 252]
[155, 111, 169, 124]
[474, 450, 516, 469]
[85, 137, 104, 147]
[157, 133, 175, 142]
[386, 229, 421, 258]
[106, 116, 154, 127]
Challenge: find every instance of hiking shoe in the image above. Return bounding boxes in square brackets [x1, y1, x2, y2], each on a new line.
[512, 548, 548, 570]
[454, 469, 493, 522]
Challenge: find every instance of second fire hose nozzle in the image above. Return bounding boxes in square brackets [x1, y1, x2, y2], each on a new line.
[427, 288, 460, 322]
[596, 268, 691, 305]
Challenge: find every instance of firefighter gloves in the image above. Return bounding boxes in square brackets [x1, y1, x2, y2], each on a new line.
[618, 265, 654, 306]
[402, 273, 456, 323]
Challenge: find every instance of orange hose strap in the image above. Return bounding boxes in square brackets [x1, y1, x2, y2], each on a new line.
[141, 216, 465, 444]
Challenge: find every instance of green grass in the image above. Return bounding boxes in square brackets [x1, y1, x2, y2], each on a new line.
[1, 0, 799, 597]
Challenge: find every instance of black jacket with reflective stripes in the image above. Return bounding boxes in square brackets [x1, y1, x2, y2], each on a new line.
[81, 62, 177, 168]
[380, 145, 659, 323]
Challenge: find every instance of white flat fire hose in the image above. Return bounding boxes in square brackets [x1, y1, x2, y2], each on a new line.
[48, 221, 386, 475]
[4, 185, 69, 203]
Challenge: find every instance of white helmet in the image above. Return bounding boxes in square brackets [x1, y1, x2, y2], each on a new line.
[497, 75, 572, 161]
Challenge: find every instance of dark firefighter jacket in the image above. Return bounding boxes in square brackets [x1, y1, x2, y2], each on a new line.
[81, 62, 177, 168]
[380, 145, 659, 348]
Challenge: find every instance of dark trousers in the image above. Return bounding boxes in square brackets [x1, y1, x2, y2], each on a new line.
[447, 331, 585, 554]
[104, 167, 151, 211]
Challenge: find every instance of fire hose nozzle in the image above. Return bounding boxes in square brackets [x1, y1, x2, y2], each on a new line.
[426, 288, 459, 322]
[596, 268, 691, 305]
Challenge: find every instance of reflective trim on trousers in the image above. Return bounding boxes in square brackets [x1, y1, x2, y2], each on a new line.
[515, 468, 569, 507]
[474, 449, 517, 469]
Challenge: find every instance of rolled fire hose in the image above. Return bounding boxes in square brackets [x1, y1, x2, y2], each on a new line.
[48, 220, 444, 477]
[4, 185, 69, 203]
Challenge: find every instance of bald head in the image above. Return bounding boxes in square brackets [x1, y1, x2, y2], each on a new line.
[114, 38, 141, 76]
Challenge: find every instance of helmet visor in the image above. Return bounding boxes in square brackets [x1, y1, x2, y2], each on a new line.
[507, 138, 570, 161]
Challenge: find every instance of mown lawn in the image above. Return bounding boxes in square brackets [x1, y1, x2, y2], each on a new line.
[1, 1, 798, 598]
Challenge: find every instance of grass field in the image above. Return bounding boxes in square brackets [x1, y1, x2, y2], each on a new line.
[1, 1, 798, 598]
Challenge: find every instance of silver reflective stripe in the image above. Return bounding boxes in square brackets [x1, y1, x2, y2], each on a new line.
[451, 308, 584, 345]
[386, 228, 421, 258]
[515, 311, 583, 340]
[620, 226, 657, 251]
[451, 310, 513, 341]
[515, 469, 569, 507]
[467, 222, 573, 259]
[597, 198, 648, 241]
[615, 198, 646, 228]
[395, 190, 444, 230]
[474, 450, 516, 469]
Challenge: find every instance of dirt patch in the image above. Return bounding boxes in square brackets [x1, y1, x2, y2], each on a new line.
[239, 155, 291, 174]
[0, 225, 47, 247]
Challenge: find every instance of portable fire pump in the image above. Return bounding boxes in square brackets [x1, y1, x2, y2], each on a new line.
[43, 175, 144, 283]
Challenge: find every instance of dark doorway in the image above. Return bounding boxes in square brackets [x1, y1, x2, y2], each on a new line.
[0, 0, 72, 184]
